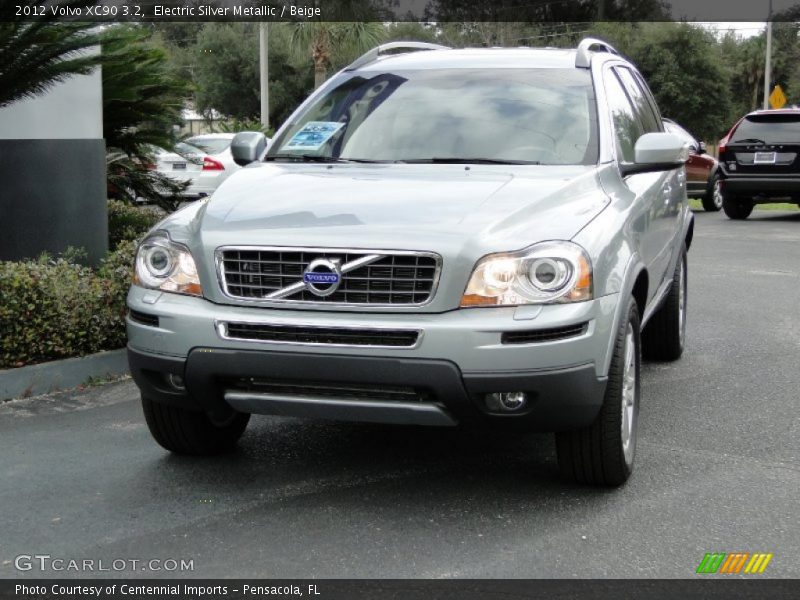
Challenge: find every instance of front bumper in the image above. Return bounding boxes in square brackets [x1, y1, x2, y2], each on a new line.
[126, 286, 618, 431]
[129, 346, 606, 431]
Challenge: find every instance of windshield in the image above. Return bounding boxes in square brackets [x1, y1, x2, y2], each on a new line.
[186, 137, 232, 155]
[731, 115, 800, 144]
[174, 142, 203, 157]
[268, 68, 598, 165]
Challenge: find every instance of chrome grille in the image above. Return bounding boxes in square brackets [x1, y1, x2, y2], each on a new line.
[217, 247, 440, 305]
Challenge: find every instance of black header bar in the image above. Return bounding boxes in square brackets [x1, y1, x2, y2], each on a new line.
[2, 580, 800, 600]
[2, 0, 800, 23]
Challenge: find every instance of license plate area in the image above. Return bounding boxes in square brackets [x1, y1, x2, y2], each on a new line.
[753, 152, 777, 164]
[172, 162, 187, 170]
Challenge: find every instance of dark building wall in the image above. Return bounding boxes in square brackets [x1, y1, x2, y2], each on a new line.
[0, 139, 107, 265]
[0, 52, 106, 266]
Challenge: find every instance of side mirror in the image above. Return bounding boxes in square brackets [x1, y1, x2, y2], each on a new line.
[697, 141, 707, 155]
[622, 132, 689, 176]
[231, 131, 267, 166]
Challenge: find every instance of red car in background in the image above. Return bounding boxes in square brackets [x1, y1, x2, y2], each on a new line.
[663, 119, 721, 211]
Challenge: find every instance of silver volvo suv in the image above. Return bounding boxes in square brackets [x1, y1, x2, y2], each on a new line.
[127, 39, 693, 486]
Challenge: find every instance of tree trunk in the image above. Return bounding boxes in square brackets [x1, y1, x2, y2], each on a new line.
[314, 63, 327, 89]
[311, 30, 330, 90]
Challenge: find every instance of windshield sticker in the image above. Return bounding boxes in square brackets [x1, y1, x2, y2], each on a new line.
[282, 121, 344, 151]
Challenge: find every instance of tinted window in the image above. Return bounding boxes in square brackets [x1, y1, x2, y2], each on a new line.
[605, 71, 644, 163]
[731, 115, 800, 144]
[269, 68, 599, 165]
[616, 67, 660, 133]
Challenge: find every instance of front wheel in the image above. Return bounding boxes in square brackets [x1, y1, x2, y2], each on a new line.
[141, 396, 250, 455]
[702, 173, 723, 212]
[555, 296, 641, 486]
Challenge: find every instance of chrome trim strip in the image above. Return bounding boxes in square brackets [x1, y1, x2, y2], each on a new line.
[214, 245, 442, 308]
[215, 320, 424, 350]
[224, 391, 458, 427]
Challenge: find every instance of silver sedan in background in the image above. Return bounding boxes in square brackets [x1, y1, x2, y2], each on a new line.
[155, 133, 270, 200]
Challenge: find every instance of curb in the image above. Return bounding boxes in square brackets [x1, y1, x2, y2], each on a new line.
[0, 349, 129, 402]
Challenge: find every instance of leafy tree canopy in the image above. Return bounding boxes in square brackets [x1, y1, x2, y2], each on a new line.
[592, 22, 733, 141]
[192, 23, 314, 124]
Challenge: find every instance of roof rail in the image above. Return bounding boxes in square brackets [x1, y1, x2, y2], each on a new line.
[575, 37, 620, 68]
[345, 42, 450, 71]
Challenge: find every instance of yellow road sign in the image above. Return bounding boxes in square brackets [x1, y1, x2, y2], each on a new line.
[769, 85, 787, 109]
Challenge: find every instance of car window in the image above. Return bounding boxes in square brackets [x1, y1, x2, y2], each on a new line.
[174, 142, 203, 157]
[631, 70, 664, 131]
[268, 68, 599, 165]
[615, 67, 660, 134]
[186, 137, 232, 155]
[664, 121, 698, 149]
[730, 114, 800, 144]
[604, 70, 644, 164]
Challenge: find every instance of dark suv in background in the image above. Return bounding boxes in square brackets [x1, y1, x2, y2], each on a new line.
[718, 108, 800, 219]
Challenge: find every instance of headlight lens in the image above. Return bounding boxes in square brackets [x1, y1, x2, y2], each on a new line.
[134, 233, 202, 297]
[461, 241, 592, 307]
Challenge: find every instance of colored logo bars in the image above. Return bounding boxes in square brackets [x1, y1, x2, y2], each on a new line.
[696, 552, 773, 574]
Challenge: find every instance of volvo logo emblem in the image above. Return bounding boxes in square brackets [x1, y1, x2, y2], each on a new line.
[303, 258, 342, 297]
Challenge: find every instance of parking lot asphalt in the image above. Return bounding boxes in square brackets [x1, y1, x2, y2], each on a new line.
[1, 209, 799, 579]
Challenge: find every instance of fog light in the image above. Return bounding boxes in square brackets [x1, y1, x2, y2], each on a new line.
[485, 391, 528, 412]
[166, 374, 185, 390]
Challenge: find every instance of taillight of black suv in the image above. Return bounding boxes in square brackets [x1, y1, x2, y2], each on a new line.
[718, 109, 800, 219]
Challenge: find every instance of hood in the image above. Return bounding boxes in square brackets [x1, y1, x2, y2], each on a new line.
[159, 163, 611, 311]
[171, 162, 609, 257]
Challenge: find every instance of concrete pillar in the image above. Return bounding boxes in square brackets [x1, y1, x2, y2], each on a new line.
[0, 52, 107, 265]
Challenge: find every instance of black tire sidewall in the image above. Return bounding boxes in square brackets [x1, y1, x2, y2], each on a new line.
[606, 297, 642, 477]
[702, 173, 722, 212]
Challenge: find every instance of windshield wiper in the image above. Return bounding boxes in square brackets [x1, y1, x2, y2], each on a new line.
[265, 154, 351, 163]
[399, 157, 541, 165]
[266, 154, 391, 164]
[731, 138, 767, 145]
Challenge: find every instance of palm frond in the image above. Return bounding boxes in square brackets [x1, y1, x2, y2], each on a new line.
[0, 13, 102, 108]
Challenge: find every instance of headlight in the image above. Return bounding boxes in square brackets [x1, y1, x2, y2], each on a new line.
[461, 241, 592, 307]
[134, 232, 202, 297]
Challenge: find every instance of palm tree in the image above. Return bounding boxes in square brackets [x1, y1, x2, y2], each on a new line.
[101, 26, 192, 211]
[742, 38, 767, 111]
[0, 3, 102, 109]
[290, 22, 386, 89]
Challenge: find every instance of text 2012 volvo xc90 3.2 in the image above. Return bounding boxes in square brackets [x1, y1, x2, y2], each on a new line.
[127, 39, 693, 486]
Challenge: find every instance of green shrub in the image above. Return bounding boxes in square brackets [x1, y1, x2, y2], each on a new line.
[107, 199, 163, 250]
[0, 241, 138, 369]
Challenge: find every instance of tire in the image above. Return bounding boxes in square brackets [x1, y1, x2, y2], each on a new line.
[555, 296, 641, 486]
[642, 246, 687, 361]
[722, 190, 754, 220]
[141, 395, 250, 455]
[701, 173, 723, 212]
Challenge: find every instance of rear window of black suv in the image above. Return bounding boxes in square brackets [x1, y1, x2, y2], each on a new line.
[731, 113, 800, 144]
